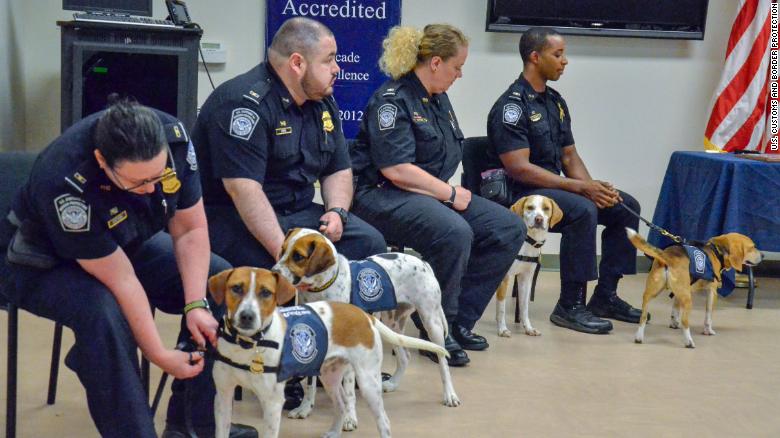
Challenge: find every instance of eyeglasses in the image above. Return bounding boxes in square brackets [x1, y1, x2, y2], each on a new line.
[109, 147, 177, 192]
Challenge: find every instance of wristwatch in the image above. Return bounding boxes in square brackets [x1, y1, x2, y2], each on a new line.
[327, 207, 349, 225]
[442, 186, 456, 207]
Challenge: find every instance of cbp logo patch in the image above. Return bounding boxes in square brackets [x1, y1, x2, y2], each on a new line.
[54, 194, 90, 232]
[290, 323, 318, 364]
[378, 103, 397, 130]
[694, 249, 706, 274]
[503, 103, 522, 125]
[230, 108, 259, 140]
[186, 142, 198, 171]
[357, 268, 383, 302]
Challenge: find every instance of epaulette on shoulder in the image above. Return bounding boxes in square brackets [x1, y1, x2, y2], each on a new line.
[243, 79, 271, 106]
[381, 81, 404, 97]
[508, 91, 524, 102]
[164, 121, 189, 144]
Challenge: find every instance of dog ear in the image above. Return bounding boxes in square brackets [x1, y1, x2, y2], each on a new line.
[304, 239, 336, 277]
[273, 272, 298, 305]
[548, 198, 563, 229]
[712, 235, 745, 272]
[207, 269, 233, 305]
[510, 196, 530, 217]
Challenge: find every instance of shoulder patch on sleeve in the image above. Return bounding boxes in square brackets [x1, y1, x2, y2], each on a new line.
[377, 103, 397, 130]
[164, 122, 189, 144]
[503, 103, 522, 126]
[54, 194, 90, 232]
[186, 142, 198, 171]
[230, 108, 260, 140]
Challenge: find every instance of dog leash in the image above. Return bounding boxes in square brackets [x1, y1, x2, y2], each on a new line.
[619, 201, 686, 244]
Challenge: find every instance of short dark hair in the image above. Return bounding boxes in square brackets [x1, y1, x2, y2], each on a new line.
[269, 17, 333, 60]
[93, 100, 167, 168]
[519, 27, 561, 64]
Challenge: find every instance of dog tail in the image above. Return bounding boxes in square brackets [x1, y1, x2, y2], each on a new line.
[626, 228, 670, 266]
[372, 318, 449, 359]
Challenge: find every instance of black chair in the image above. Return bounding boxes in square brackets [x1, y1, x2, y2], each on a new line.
[461, 137, 531, 323]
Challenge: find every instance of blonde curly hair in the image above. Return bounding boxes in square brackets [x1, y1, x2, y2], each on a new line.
[379, 24, 468, 80]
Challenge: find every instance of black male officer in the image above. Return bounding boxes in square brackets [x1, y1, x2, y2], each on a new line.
[486, 27, 643, 335]
[191, 17, 385, 408]
[1, 100, 256, 437]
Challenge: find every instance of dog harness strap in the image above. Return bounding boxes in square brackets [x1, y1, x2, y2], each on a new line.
[207, 345, 280, 374]
[524, 236, 545, 248]
[219, 317, 278, 350]
[682, 244, 717, 284]
[516, 255, 540, 263]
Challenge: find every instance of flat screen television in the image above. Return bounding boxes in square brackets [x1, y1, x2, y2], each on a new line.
[63, 0, 153, 16]
[486, 0, 710, 40]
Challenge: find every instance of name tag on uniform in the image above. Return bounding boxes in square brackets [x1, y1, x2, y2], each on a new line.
[275, 126, 292, 135]
[107, 210, 128, 229]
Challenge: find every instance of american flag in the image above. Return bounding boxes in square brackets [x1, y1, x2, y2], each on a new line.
[704, 0, 775, 153]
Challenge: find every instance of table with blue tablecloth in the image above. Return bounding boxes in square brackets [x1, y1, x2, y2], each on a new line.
[648, 151, 780, 299]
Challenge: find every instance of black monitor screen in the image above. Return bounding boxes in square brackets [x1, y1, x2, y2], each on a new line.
[63, 0, 153, 16]
[81, 51, 178, 118]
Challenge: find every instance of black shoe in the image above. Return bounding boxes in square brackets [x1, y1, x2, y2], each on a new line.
[451, 324, 489, 351]
[283, 378, 304, 411]
[162, 422, 258, 438]
[586, 293, 645, 324]
[418, 329, 470, 367]
[550, 302, 613, 334]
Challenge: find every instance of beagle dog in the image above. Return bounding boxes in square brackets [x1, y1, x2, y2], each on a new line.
[495, 195, 562, 337]
[627, 229, 763, 348]
[208, 267, 447, 438]
[272, 228, 460, 425]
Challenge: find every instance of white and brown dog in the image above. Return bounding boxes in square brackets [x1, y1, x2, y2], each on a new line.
[495, 195, 562, 337]
[273, 228, 460, 419]
[627, 230, 763, 348]
[208, 267, 447, 438]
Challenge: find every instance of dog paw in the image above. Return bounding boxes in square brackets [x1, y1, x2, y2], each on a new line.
[702, 327, 717, 336]
[443, 392, 461, 407]
[382, 379, 398, 393]
[634, 337, 643, 344]
[685, 341, 696, 349]
[342, 415, 358, 431]
[524, 327, 541, 336]
[288, 402, 313, 419]
[322, 432, 341, 438]
[669, 321, 680, 329]
[497, 327, 511, 337]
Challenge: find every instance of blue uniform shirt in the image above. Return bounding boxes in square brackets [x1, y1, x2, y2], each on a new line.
[191, 62, 351, 214]
[351, 72, 465, 188]
[486, 74, 575, 191]
[11, 110, 200, 261]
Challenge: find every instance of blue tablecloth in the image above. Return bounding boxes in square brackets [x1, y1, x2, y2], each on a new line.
[648, 151, 780, 295]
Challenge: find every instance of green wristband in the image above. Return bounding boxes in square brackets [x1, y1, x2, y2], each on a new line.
[183, 298, 210, 314]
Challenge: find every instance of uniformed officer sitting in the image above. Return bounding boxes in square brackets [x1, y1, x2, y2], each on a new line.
[351, 24, 525, 366]
[191, 17, 386, 406]
[486, 27, 644, 335]
[0, 100, 256, 437]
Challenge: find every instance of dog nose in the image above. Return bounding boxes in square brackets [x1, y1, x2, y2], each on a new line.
[534, 215, 544, 225]
[238, 311, 255, 327]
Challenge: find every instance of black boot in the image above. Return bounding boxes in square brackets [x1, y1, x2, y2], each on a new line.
[416, 318, 470, 367]
[586, 285, 645, 323]
[451, 323, 489, 351]
[550, 282, 612, 334]
[162, 423, 258, 438]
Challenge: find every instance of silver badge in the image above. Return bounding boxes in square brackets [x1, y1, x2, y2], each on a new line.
[186, 142, 198, 171]
[694, 250, 706, 274]
[378, 103, 397, 131]
[229, 108, 259, 140]
[54, 194, 90, 232]
[503, 103, 522, 125]
[357, 268, 383, 302]
[290, 323, 318, 364]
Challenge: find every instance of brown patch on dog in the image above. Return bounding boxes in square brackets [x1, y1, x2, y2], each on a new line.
[282, 233, 337, 279]
[280, 228, 303, 261]
[329, 302, 375, 349]
[208, 269, 233, 305]
[510, 196, 530, 217]
[544, 197, 563, 229]
[710, 233, 760, 273]
[272, 272, 297, 305]
[496, 276, 509, 301]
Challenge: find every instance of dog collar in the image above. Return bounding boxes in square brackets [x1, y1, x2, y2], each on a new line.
[219, 317, 280, 350]
[706, 242, 727, 281]
[307, 266, 339, 293]
[525, 236, 545, 248]
[516, 254, 540, 264]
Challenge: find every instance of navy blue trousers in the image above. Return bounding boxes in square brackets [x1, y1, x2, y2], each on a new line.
[512, 188, 640, 295]
[206, 202, 387, 268]
[6, 232, 230, 437]
[352, 186, 525, 330]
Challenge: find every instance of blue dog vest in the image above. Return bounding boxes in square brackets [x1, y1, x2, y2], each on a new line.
[682, 244, 716, 284]
[277, 305, 328, 382]
[349, 259, 397, 313]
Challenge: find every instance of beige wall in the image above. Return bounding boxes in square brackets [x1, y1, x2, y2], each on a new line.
[4, 0, 736, 253]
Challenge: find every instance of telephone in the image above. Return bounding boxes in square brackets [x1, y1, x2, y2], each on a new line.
[165, 0, 192, 26]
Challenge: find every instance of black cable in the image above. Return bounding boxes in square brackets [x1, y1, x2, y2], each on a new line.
[186, 22, 216, 91]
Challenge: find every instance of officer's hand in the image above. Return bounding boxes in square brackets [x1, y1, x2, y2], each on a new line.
[157, 349, 205, 380]
[579, 180, 617, 209]
[597, 181, 623, 203]
[186, 307, 218, 348]
[453, 186, 472, 211]
[318, 211, 344, 242]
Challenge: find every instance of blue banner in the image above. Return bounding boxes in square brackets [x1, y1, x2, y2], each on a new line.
[266, 0, 402, 139]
